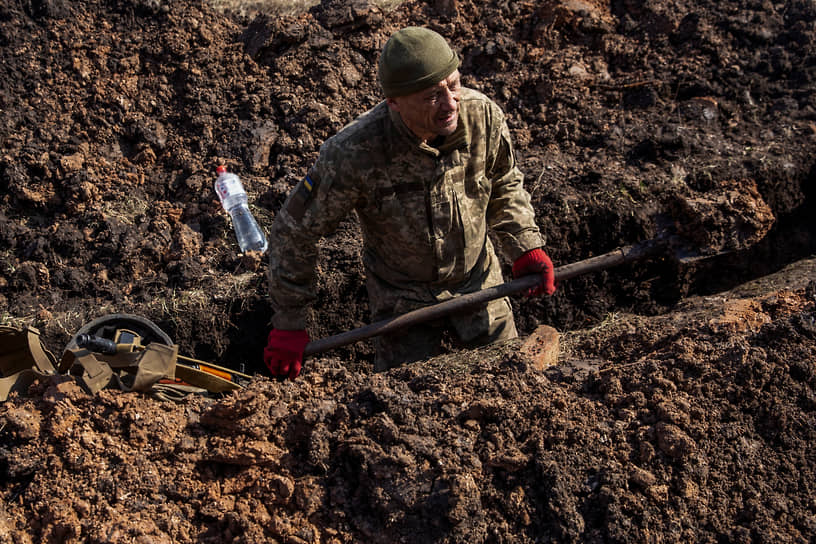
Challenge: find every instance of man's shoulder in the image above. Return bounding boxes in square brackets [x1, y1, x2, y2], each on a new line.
[461, 87, 504, 117]
[460, 86, 505, 129]
[325, 101, 390, 151]
[460, 86, 490, 103]
[462, 86, 501, 108]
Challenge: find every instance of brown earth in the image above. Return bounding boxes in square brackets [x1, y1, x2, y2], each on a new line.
[1, 0, 815, 542]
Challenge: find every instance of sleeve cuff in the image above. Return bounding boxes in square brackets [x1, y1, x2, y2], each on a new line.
[271, 309, 308, 331]
[503, 230, 545, 262]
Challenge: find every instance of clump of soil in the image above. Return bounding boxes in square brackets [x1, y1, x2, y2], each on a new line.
[1, 0, 815, 542]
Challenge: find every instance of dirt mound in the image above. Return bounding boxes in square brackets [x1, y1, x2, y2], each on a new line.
[2, 265, 815, 543]
[1, 0, 815, 541]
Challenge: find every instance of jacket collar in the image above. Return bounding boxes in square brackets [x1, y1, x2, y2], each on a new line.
[388, 106, 469, 157]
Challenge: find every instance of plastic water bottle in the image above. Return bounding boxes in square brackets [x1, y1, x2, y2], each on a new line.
[214, 166, 268, 253]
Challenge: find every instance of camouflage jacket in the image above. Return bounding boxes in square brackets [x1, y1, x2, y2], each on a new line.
[268, 87, 543, 330]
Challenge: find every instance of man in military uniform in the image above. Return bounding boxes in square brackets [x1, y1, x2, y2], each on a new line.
[264, 26, 556, 379]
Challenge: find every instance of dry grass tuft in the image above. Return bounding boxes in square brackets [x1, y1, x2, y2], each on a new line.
[209, 0, 405, 17]
[210, 0, 319, 17]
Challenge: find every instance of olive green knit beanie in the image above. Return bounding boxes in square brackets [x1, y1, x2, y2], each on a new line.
[378, 27, 460, 98]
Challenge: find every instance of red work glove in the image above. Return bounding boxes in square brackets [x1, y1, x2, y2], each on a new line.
[264, 329, 310, 380]
[512, 248, 556, 297]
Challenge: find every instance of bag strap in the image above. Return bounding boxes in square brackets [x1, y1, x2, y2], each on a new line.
[0, 326, 57, 401]
[62, 342, 178, 395]
[150, 382, 209, 402]
[2, 322, 243, 400]
[61, 342, 239, 398]
[63, 349, 115, 395]
[0, 325, 57, 375]
[0, 369, 45, 402]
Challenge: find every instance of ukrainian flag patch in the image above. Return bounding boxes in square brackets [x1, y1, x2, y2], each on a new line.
[285, 173, 320, 221]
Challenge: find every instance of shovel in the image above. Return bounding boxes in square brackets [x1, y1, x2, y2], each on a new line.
[304, 236, 696, 356]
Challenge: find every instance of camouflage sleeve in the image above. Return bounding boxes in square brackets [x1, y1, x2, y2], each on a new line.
[485, 107, 544, 261]
[267, 141, 360, 330]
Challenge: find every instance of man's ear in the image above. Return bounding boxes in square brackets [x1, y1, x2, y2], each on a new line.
[386, 97, 399, 112]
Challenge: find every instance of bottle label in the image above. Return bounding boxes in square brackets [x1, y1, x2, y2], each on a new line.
[216, 176, 244, 201]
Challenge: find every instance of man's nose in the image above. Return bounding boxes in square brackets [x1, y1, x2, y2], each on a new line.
[440, 88, 458, 110]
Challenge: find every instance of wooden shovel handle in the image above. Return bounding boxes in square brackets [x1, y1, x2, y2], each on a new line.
[304, 239, 663, 357]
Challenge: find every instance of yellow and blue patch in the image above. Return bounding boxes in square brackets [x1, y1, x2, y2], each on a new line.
[285, 173, 319, 221]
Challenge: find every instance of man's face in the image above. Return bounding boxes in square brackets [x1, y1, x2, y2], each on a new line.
[387, 70, 462, 144]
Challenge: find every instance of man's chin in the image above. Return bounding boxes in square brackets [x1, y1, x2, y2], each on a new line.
[437, 117, 458, 135]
